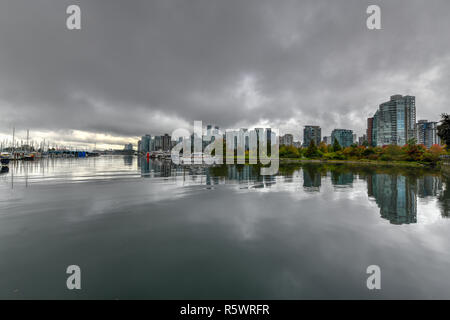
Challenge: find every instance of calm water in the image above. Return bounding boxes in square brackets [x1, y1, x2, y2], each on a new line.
[0, 156, 449, 299]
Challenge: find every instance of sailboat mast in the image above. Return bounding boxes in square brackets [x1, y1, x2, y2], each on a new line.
[12, 126, 15, 157]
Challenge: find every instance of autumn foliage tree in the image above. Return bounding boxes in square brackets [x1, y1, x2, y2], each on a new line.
[437, 113, 450, 149]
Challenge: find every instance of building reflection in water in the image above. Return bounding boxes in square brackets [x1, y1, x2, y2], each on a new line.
[367, 174, 417, 225]
[303, 166, 321, 192]
[137, 159, 275, 188]
[123, 155, 133, 167]
[417, 175, 442, 198]
[138, 158, 173, 178]
[331, 171, 354, 187]
[6, 156, 447, 223]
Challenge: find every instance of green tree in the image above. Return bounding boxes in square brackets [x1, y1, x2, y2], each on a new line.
[332, 138, 342, 152]
[407, 138, 417, 146]
[305, 140, 319, 158]
[437, 113, 450, 149]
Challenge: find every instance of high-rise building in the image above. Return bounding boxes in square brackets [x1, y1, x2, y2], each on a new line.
[375, 95, 416, 146]
[303, 125, 321, 147]
[154, 135, 162, 151]
[331, 129, 353, 148]
[416, 120, 441, 148]
[372, 111, 379, 147]
[123, 143, 133, 151]
[162, 134, 171, 151]
[280, 134, 294, 146]
[141, 135, 151, 153]
[358, 134, 367, 145]
[367, 117, 374, 146]
[323, 136, 332, 145]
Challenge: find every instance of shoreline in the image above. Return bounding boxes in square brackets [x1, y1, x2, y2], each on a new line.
[279, 158, 438, 168]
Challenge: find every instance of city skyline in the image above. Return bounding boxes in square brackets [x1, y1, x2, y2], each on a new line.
[2, 94, 444, 153]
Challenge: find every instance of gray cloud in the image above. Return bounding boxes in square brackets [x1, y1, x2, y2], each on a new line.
[0, 0, 449, 146]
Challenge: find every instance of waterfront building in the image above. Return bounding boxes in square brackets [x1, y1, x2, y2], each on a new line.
[358, 134, 367, 145]
[303, 125, 321, 147]
[416, 120, 441, 148]
[280, 134, 294, 146]
[141, 134, 151, 153]
[154, 135, 162, 151]
[367, 117, 374, 146]
[331, 129, 353, 148]
[123, 143, 133, 151]
[372, 111, 379, 146]
[323, 136, 332, 145]
[162, 134, 171, 151]
[375, 95, 416, 146]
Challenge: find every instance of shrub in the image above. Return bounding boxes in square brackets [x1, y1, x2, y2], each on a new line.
[380, 154, 393, 161]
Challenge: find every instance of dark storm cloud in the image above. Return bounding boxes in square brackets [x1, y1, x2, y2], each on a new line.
[0, 0, 449, 145]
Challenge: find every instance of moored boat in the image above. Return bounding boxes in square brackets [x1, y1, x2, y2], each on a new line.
[0, 152, 12, 165]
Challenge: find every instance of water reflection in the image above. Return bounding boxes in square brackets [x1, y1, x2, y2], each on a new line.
[1, 157, 449, 225]
[2, 157, 450, 299]
[417, 175, 442, 198]
[123, 155, 133, 167]
[439, 176, 450, 218]
[138, 157, 174, 178]
[136, 159, 449, 224]
[367, 174, 417, 225]
[303, 165, 321, 191]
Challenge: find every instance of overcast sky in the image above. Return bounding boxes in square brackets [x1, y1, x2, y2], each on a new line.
[0, 0, 449, 149]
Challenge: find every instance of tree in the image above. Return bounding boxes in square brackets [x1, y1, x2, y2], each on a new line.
[437, 113, 450, 149]
[305, 140, 320, 158]
[318, 141, 328, 153]
[332, 138, 342, 152]
[407, 138, 417, 146]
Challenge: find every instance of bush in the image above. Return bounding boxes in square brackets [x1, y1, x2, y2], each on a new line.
[363, 148, 375, 157]
[280, 145, 300, 158]
[380, 154, 393, 161]
[420, 152, 439, 163]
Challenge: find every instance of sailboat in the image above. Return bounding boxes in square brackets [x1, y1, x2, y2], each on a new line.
[0, 152, 12, 165]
